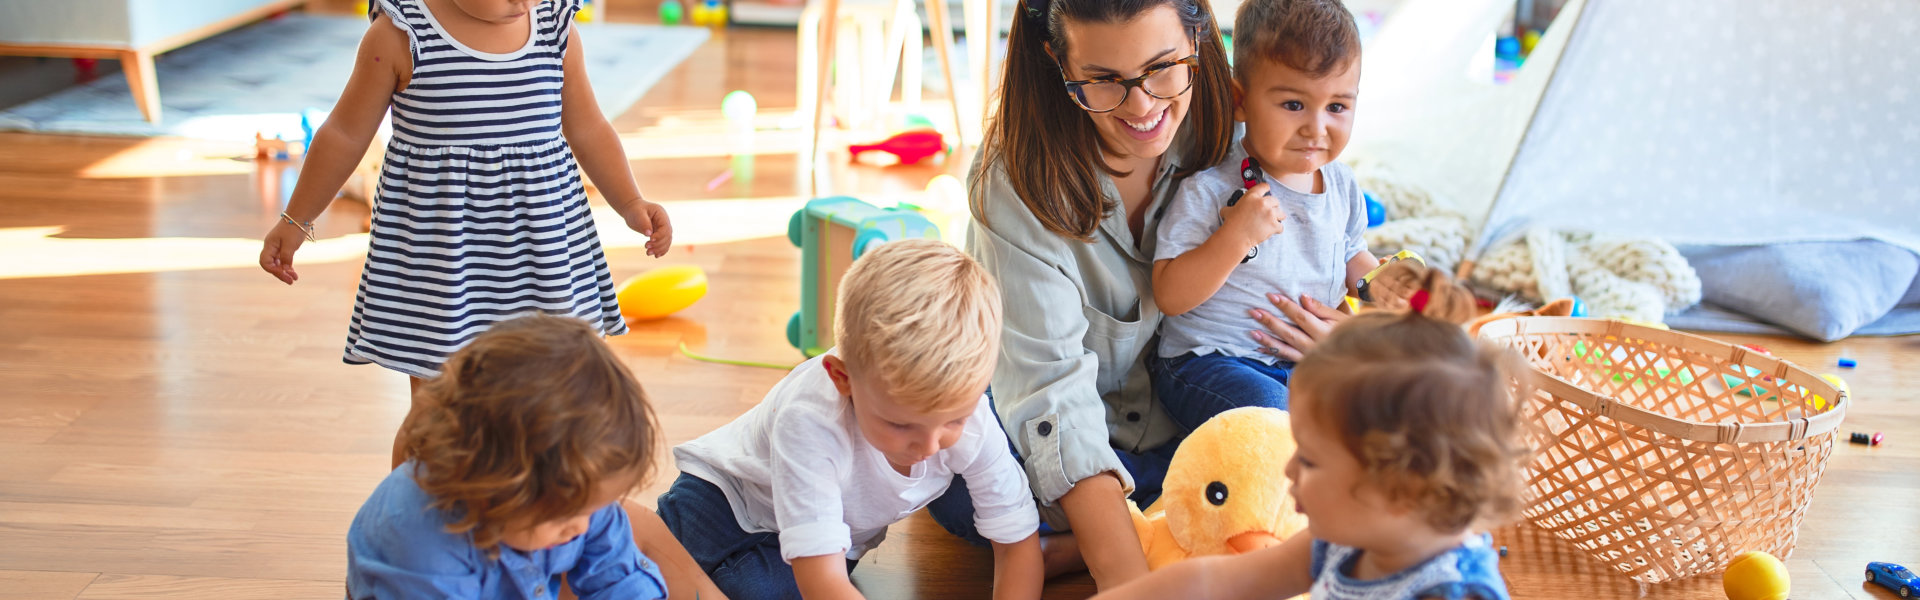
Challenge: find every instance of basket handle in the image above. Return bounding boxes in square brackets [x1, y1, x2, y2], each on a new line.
[1528, 369, 1847, 443]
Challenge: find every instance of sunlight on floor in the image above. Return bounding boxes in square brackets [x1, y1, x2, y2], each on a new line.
[0, 197, 821, 279]
[75, 137, 258, 180]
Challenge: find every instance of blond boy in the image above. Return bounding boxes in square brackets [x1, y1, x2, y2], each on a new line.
[658, 239, 1043, 600]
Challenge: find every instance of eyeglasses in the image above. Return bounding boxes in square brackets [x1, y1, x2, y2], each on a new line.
[1060, 52, 1200, 113]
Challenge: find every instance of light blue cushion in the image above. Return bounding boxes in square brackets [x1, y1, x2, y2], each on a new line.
[1671, 240, 1919, 341]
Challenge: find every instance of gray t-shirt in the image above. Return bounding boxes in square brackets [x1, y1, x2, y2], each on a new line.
[1154, 143, 1368, 362]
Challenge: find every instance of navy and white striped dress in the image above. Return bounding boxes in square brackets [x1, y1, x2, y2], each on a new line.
[348, 0, 627, 378]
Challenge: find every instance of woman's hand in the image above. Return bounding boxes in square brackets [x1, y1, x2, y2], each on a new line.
[1247, 292, 1350, 362]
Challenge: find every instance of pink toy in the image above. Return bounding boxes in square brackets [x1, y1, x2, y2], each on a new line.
[848, 129, 945, 165]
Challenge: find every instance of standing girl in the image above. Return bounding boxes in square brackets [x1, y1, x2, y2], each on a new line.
[257, 0, 671, 467]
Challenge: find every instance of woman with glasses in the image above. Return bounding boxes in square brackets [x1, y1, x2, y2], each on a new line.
[920, 0, 1351, 592]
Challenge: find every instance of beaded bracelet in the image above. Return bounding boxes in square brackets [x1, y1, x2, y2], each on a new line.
[280, 212, 316, 242]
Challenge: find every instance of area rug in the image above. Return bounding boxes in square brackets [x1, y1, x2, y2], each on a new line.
[0, 14, 709, 141]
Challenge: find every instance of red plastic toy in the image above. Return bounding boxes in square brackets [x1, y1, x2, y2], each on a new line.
[848, 129, 946, 165]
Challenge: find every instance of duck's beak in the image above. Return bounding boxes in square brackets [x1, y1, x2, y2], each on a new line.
[1227, 531, 1283, 554]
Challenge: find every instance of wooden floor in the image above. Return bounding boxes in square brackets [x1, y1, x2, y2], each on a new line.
[1, 4, 1916, 599]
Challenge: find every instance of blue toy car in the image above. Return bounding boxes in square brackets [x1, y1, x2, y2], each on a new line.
[1868, 562, 1918, 598]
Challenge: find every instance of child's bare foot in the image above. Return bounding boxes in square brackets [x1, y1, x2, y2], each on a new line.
[1040, 533, 1088, 579]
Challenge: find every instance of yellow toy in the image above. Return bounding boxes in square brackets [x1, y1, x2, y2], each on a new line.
[1130, 407, 1308, 570]
[615, 265, 708, 321]
[1723, 550, 1790, 600]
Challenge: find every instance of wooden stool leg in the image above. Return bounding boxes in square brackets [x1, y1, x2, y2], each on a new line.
[923, 0, 965, 154]
[807, 0, 841, 197]
[120, 50, 161, 123]
[972, 0, 997, 130]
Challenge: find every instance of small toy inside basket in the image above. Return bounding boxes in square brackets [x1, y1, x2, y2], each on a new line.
[1476, 318, 1848, 584]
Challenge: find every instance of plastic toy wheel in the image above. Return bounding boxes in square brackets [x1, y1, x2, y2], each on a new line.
[1901, 586, 1911, 599]
[1868, 569, 1876, 583]
[786, 312, 802, 350]
[852, 227, 889, 260]
[788, 210, 807, 248]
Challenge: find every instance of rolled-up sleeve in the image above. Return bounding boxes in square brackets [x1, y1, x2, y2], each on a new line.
[967, 176, 1134, 506]
[955, 398, 1041, 543]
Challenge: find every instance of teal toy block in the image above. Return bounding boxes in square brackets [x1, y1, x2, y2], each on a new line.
[786, 196, 940, 357]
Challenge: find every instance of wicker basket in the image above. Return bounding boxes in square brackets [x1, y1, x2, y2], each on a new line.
[1475, 318, 1848, 584]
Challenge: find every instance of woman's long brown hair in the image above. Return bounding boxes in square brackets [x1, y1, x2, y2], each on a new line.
[971, 0, 1235, 242]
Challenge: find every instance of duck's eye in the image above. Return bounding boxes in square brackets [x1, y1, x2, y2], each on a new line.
[1206, 482, 1228, 506]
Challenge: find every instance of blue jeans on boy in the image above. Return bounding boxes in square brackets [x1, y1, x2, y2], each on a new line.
[925, 436, 1180, 548]
[655, 473, 856, 600]
[1147, 352, 1293, 433]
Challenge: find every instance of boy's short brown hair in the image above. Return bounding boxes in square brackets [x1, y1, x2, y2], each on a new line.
[1233, 0, 1362, 83]
[834, 239, 1002, 412]
[404, 314, 658, 555]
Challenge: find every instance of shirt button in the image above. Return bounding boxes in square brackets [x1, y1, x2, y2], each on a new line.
[1126, 412, 1141, 422]
[535, 586, 546, 597]
[1037, 421, 1053, 437]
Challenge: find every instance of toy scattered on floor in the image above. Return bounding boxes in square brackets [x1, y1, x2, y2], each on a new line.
[786, 196, 939, 356]
[1867, 562, 1918, 598]
[1362, 190, 1385, 227]
[1567, 295, 1587, 317]
[615, 265, 708, 321]
[721, 90, 757, 127]
[658, 0, 684, 25]
[255, 133, 295, 161]
[1722, 551, 1790, 600]
[1742, 343, 1772, 355]
[897, 174, 969, 246]
[1131, 407, 1306, 570]
[353, 1, 370, 16]
[704, 169, 733, 192]
[847, 128, 946, 165]
[575, 0, 594, 22]
[1520, 30, 1542, 55]
[1849, 432, 1886, 447]
[1838, 358, 1858, 368]
[688, 0, 727, 27]
[1498, 546, 1508, 558]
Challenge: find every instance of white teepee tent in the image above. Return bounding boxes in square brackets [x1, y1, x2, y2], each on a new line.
[1349, 0, 1920, 275]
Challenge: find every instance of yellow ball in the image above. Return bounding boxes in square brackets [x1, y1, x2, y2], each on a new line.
[616, 265, 708, 321]
[1723, 551, 1790, 600]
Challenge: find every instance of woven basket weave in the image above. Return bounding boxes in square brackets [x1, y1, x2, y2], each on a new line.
[1476, 318, 1847, 584]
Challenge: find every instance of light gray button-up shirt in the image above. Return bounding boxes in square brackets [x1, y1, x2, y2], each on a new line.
[965, 148, 1190, 517]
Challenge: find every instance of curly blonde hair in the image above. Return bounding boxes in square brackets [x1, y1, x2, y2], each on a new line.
[1292, 271, 1531, 534]
[402, 314, 657, 555]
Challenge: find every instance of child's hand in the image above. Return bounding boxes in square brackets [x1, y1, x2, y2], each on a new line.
[259, 222, 309, 285]
[1220, 182, 1287, 251]
[621, 199, 674, 257]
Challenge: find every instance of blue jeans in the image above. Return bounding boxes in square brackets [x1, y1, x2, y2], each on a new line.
[1147, 352, 1293, 433]
[656, 473, 855, 600]
[925, 437, 1180, 548]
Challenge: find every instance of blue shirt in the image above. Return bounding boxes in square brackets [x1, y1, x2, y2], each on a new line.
[346, 463, 667, 600]
[1308, 534, 1509, 600]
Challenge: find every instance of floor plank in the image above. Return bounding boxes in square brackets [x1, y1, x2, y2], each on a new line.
[0, 570, 98, 600]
